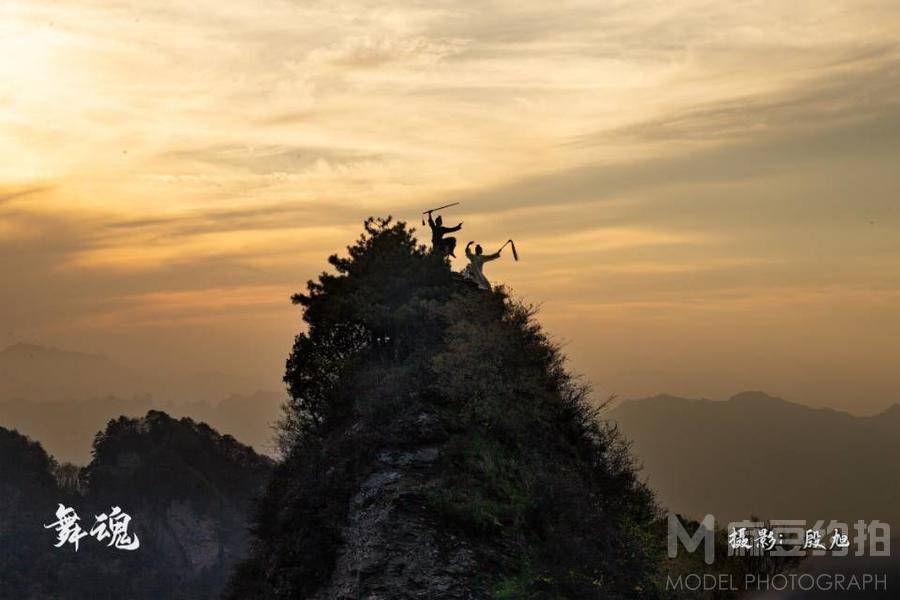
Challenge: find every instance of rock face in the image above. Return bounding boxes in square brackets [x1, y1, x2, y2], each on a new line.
[311, 411, 480, 600]
[81, 410, 274, 597]
[0, 411, 273, 600]
[226, 218, 664, 599]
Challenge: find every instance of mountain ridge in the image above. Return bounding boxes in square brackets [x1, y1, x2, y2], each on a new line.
[226, 217, 668, 599]
[609, 390, 900, 525]
[0, 410, 272, 600]
[618, 390, 898, 419]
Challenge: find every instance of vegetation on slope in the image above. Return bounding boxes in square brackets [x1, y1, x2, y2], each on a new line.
[228, 218, 664, 599]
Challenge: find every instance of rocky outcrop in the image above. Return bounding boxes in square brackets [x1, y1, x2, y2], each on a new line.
[312, 411, 482, 600]
[0, 412, 273, 600]
[227, 219, 665, 599]
[81, 410, 273, 596]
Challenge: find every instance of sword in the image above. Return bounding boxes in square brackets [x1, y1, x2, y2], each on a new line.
[422, 202, 460, 225]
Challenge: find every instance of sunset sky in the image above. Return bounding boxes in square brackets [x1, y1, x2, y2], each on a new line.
[2, 0, 899, 413]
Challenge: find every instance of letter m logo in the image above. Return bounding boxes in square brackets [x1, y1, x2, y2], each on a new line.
[668, 513, 715, 565]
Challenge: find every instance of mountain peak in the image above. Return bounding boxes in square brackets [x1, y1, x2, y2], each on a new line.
[226, 218, 664, 599]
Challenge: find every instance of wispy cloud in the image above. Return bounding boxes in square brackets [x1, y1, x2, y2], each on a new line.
[2, 0, 899, 409]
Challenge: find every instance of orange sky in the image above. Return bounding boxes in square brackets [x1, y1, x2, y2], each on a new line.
[2, 0, 899, 413]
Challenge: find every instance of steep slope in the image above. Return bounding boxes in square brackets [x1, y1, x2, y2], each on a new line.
[609, 392, 900, 524]
[0, 412, 273, 600]
[0, 427, 65, 598]
[80, 411, 274, 598]
[227, 218, 664, 599]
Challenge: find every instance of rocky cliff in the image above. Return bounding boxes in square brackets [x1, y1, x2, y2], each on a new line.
[0, 411, 272, 600]
[226, 218, 665, 599]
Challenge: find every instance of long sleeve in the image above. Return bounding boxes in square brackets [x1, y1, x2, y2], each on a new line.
[483, 251, 501, 262]
[444, 223, 462, 233]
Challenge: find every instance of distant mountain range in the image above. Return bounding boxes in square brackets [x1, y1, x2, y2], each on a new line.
[608, 391, 900, 525]
[0, 343, 283, 463]
[0, 342, 275, 404]
[4, 341, 897, 531]
[0, 343, 138, 403]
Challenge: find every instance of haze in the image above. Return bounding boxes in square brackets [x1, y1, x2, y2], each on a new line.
[2, 0, 899, 414]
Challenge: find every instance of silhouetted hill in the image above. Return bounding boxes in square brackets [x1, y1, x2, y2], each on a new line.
[609, 391, 900, 524]
[0, 396, 154, 464]
[0, 412, 273, 600]
[163, 390, 282, 457]
[226, 218, 666, 599]
[0, 427, 65, 598]
[0, 391, 282, 463]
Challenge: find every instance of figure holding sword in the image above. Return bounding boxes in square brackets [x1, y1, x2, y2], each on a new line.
[423, 202, 463, 257]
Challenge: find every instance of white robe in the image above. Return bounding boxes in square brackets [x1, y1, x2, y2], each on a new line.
[462, 248, 501, 290]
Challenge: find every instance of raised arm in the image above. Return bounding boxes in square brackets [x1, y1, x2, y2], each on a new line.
[427, 212, 435, 228]
[444, 222, 463, 233]
[483, 249, 502, 262]
[465, 241, 475, 259]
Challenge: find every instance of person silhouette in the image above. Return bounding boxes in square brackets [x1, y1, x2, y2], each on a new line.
[461, 241, 502, 290]
[427, 212, 462, 257]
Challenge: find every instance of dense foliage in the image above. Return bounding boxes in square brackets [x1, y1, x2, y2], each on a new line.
[228, 218, 667, 599]
[0, 427, 65, 598]
[0, 413, 272, 600]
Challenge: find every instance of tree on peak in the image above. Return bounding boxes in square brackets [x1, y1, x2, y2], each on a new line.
[229, 218, 665, 599]
[278, 216, 459, 448]
[290, 216, 453, 336]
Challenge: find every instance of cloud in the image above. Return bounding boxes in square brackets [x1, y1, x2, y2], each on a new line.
[0, 184, 52, 205]
[589, 53, 900, 145]
[160, 143, 385, 175]
[104, 200, 365, 240]
[307, 35, 467, 68]
[3, 0, 900, 410]
[448, 105, 900, 220]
